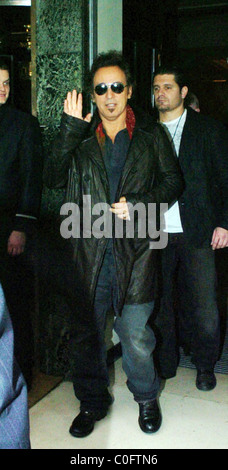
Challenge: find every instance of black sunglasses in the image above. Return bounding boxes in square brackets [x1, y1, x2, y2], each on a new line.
[94, 82, 127, 96]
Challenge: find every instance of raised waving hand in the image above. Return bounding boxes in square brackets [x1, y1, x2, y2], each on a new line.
[64, 89, 92, 122]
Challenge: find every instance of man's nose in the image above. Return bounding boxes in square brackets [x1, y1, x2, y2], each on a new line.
[106, 85, 115, 99]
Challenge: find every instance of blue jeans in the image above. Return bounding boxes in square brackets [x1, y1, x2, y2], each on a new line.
[72, 250, 159, 411]
[114, 303, 159, 402]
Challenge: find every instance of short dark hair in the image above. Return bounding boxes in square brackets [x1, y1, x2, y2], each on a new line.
[0, 62, 10, 73]
[153, 64, 188, 91]
[88, 50, 133, 92]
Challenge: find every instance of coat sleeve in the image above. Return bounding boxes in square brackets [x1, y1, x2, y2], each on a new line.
[43, 113, 89, 189]
[125, 123, 184, 207]
[14, 115, 43, 233]
[208, 120, 228, 230]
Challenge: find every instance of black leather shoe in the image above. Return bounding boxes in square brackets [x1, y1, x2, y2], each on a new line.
[196, 369, 216, 391]
[69, 409, 107, 438]
[138, 399, 162, 434]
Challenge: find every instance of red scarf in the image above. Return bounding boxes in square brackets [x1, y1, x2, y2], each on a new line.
[96, 105, 136, 149]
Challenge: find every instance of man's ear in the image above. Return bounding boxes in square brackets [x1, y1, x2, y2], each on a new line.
[127, 86, 133, 100]
[181, 86, 188, 100]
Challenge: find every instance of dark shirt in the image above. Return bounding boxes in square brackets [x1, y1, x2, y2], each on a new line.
[103, 128, 130, 204]
[103, 128, 130, 255]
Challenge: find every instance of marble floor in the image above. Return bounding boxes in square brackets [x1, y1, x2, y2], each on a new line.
[29, 359, 228, 450]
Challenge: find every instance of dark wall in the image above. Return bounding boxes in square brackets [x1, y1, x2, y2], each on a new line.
[177, 3, 228, 125]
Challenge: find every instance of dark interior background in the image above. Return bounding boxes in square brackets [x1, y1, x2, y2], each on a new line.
[0, 5, 31, 112]
[1, 1, 228, 124]
[123, 0, 228, 127]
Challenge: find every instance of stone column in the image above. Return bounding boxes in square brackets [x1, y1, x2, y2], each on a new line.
[34, 0, 89, 375]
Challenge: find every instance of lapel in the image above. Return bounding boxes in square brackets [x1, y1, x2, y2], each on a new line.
[80, 112, 110, 195]
[80, 108, 104, 171]
[117, 129, 148, 194]
[179, 108, 199, 165]
[118, 106, 152, 194]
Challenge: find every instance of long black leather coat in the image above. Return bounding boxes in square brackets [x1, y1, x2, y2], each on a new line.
[45, 107, 183, 314]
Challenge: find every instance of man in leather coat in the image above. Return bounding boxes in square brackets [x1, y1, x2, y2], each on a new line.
[0, 62, 43, 387]
[45, 51, 183, 437]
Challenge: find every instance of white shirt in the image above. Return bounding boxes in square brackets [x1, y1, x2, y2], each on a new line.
[162, 109, 187, 233]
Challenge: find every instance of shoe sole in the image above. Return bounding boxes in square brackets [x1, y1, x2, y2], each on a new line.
[69, 427, 94, 438]
[69, 425, 95, 438]
[196, 382, 216, 391]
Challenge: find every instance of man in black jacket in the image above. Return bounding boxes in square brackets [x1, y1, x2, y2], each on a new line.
[46, 51, 183, 437]
[153, 65, 228, 390]
[0, 62, 43, 387]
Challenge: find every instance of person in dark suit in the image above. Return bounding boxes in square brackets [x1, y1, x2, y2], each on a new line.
[153, 65, 228, 391]
[0, 62, 43, 387]
[0, 283, 30, 449]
